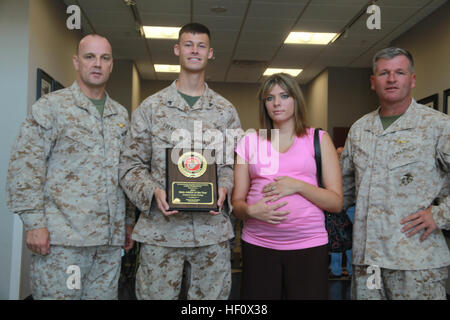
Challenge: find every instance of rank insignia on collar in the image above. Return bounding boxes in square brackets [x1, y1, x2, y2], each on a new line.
[395, 139, 408, 144]
[118, 123, 125, 128]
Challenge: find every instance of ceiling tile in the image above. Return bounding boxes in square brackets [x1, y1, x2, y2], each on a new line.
[301, 4, 364, 21]
[139, 13, 190, 26]
[136, 0, 191, 14]
[63, 0, 447, 83]
[247, 1, 307, 19]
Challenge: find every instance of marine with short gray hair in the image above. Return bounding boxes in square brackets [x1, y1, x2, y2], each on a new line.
[341, 47, 449, 299]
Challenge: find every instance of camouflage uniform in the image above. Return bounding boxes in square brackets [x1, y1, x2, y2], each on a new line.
[119, 80, 241, 299]
[136, 242, 231, 300]
[30, 246, 122, 300]
[6, 81, 134, 299]
[341, 99, 450, 299]
[351, 265, 448, 300]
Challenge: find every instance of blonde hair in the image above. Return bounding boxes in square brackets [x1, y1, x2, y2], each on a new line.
[258, 73, 308, 140]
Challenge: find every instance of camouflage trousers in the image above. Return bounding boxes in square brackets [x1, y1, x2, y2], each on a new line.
[136, 241, 231, 300]
[30, 245, 122, 300]
[351, 265, 448, 300]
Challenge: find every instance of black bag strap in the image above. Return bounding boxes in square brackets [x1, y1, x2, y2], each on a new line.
[314, 128, 323, 188]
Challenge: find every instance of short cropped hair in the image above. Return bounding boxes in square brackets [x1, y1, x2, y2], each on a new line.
[372, 47, 414, 74]
[178, 22, 211, 40]
[258, 73, 309, 140]
[76, 33, 111, 55]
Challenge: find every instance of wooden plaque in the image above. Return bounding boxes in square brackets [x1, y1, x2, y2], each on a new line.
[166, 148, 218, 211]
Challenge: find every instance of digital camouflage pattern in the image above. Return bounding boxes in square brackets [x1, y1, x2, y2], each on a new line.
[341, 99, 450, 270]
[351, 265, 448, 300]
[136, 241, 231, 299]
[119, 80, 242, 247]
[6, 81, 135, 246]
[30, 245, 122, 300]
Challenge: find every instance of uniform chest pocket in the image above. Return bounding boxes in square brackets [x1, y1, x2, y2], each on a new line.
[61, 126, 97, 150]
[388, 157, 420, 170]
[388, 149, 433, 188]
[353, 144, 370, 169]
[387, 143, 433, 170]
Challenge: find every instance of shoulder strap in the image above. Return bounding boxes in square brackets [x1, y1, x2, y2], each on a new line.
[314, 128, 323, 188]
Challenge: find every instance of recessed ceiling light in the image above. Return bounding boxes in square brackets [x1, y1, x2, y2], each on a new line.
[263, 68, 303, 77]
[143, 26, 181, 39]
[154, 64, 180, 73]
[210, 5, 227, 13]
[284, 32, 338, 45]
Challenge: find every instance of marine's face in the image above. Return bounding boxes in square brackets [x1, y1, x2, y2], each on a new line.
[174, 32, 213, 73]
[73, 35, 113, 89]
[370, 55, 416, 105]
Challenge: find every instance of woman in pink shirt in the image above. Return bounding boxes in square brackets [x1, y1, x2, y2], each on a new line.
[232, 73, 343, 299]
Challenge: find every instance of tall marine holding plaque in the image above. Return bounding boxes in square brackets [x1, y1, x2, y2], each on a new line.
[118, 23, 243, 300]
[166, 148, 218, 211]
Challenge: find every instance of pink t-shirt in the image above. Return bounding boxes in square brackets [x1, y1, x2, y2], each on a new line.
[235, 128, 328, 250]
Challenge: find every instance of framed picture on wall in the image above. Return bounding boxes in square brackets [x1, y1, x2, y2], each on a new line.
[36, 68, 53, 100]
[51, 80, 64, 92]
[443, 88, 449, 115]
[417, 93, 439, 111]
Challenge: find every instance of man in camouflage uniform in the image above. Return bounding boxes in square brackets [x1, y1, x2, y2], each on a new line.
[341, 47, 449, 299]
[6, 34, 134, 299]
[119, 23, 242, 300]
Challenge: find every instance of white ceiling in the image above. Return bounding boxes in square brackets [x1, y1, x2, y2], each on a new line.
[62, 0, 448, 84]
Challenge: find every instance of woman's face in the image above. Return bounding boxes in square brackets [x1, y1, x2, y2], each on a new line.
[264, 84, 295, 125]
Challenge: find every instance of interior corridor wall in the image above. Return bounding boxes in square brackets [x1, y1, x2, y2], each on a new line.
[0, 0, 31, 300]
[0, 0, 81, 299]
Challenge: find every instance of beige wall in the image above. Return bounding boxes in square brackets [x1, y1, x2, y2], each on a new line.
[328, 67, 378, 133]
[208, 82, 260, 131]
[28, 0, 80, 111]
[131, 63, 141, 112]
[140, 80, 261, 131]
[391, 1, 450, 113]
[304, 70, 329, 131]
[106, 59, 133, 115]
[303, 67, 378, 141]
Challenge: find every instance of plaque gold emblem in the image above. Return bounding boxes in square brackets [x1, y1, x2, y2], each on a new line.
[178, 151, 207, 178]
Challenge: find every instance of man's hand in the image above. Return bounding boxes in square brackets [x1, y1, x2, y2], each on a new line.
[400, 206, 437, 242]
[123, 225, 134, 251]
[154, 187, 179, 216]
[209, 187, 228, 215]
[26, 228, 50, 255]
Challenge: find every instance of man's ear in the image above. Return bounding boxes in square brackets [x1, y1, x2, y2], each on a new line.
[73, 55, 79, 71]
[410, 73, 416, 89]
[370, 75, 375, 91]
[208, 47, 214, 60]
[174, 43, 180, 57]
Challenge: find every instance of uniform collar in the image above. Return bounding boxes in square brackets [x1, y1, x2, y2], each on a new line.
[71, 81, 118, 118]
[366, 98, 418, 136]
[165, 80, 215, 112]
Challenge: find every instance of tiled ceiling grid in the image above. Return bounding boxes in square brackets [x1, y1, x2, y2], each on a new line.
[63, 0, 447, 84]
